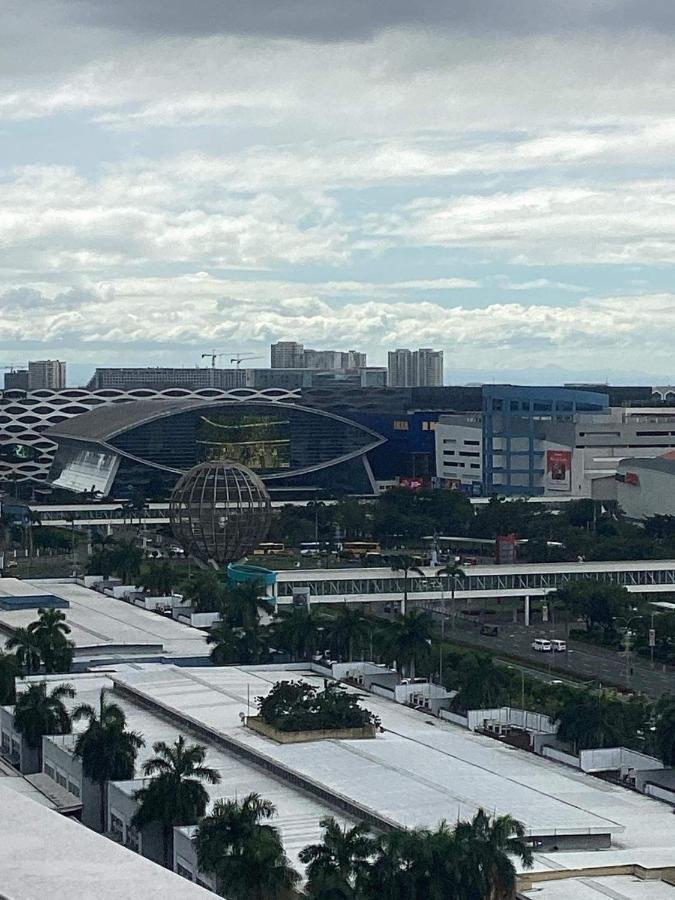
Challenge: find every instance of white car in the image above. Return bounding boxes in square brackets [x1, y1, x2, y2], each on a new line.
[532, 638, 552, 652]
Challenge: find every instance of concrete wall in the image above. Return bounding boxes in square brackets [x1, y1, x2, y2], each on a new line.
[42, 735, 103, 829]
[173, 827, 215, 890]
[0, 705, 36, 773]
[107, 779, 164, 864]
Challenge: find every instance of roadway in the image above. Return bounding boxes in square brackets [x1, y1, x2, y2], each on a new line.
[427, 609, 675, 699]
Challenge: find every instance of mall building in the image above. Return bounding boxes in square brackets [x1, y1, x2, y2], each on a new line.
[435, 386, 675, 499]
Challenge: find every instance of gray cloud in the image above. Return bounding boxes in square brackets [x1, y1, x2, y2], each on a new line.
[58, 0, 675, 41]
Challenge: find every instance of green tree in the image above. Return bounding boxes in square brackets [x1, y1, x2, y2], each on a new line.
[132, 736, 221, 867]
[552, 581, 629, 635]
[269, 608, 323, 661]
[555, 692, 629, 752]
[654, 699, 675, 765]
[140, 561, 177, 596]
[207, 621, 270, 666]
[13, 682, 74, 770]
[194, 793, 300, 900]
[6, 626, 42, 674]
[0, 651, 18, 705]
[452, 653, 509, 712]
[454, 809, 533, 900]
[327, 606, 369, 661]
[299, 816, 375, 899]
[110, 537, 143, 584]
[222, 580, 264, 629]
[28, 607, 74, 674]
[181, 569, 227, 613]
[73, 693, 145, 831]
[388, 554, 425, 616]
[384, 610, 432, 678]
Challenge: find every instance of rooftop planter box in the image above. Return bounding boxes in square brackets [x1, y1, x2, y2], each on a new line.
[251, 679, 380, 743]
[246, 715, 377, 744]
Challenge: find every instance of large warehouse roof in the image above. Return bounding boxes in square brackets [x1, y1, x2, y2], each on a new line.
[0, 781, 211, 899]
[106, 663, 675, 854]
[0, 578, 210, 662]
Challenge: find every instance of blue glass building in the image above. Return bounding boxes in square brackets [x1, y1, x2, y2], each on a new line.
[482, 385, 609, 495]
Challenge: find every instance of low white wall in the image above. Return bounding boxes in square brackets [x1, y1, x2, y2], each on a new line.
[439, 709, 469, 728]
[645, 783, 675, 805]
[580, 747, 663, 774]
[542, 746, 580, 768]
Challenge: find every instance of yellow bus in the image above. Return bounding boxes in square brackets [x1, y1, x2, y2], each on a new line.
[341, 541, 381, 559]
[253, 542, 286, 556]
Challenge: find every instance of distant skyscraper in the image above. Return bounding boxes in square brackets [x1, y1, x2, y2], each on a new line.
[28, 359, 66, 390]
[388, 348, 444, 387]
[3, 369, 29, 391]
[270, 341, 305, 368]
[271, 342, 367, 370]
[413, 348, 444, 387]
[388, 349, 413, 387]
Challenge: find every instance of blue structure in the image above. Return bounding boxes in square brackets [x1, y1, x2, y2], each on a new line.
[481, 385, 609, 496]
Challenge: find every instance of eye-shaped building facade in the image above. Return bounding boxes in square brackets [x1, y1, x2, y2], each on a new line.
[46, 398, 386, 499]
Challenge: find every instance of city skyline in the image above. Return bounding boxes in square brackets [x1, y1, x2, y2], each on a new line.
[2, 2, 675, 383]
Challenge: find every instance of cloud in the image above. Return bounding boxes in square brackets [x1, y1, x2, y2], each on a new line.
[2, 278, 675, 378]
[48, 0, 675, 41]
[377, 182, 675, 265]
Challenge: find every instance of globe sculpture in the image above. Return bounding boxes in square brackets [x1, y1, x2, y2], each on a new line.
[169, 461, 272, 565]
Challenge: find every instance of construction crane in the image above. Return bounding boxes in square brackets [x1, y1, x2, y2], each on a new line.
[230, 354, 262, 368]
[200, 351, 261, 369]
[201, 351, 227, 369]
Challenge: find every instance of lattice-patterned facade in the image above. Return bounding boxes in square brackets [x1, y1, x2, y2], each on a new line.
[0, 386, 301, 485]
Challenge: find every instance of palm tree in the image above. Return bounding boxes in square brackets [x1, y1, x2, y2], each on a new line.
[270, 608, 323, 662]
[222, 580, 264, 629]
[195, 792, 300, 899]
[110, 537, 143, 584]
[181, 569, 227, 613]
[140, 561, 177, 597]
[132, 736, 221, 868]
[388, 554, 425, 616]
[13, 681, 75, 771]
[359, 827, 424, 898]
[28, 607, 74, 674]
[73, 692, 145, 832]
[555, 692, 626, 752]
[6, 626, 42, 674]
[436, 562, 465, 629]
[0, 651, 18, 705]
[384, 610, 433, 678]
[454, 810, 533, 900]
[207, 621, 270, 666]
[299, 816, 375, 899]
[327, 605, 369, 662]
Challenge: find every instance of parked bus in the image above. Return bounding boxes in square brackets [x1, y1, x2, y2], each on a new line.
[341, 541, 381, 560]
[253, 542, 286, 556]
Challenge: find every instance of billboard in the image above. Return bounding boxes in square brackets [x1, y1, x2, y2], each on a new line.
[545, 449, 572, 492]
[197, 412, 290, 470]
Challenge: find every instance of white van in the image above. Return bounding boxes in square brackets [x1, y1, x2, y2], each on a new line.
[551, 639, 567, 652]
[532, 638, 552, 652]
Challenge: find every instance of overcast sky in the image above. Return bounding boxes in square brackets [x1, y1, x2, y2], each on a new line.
[1, 1, 675, 384]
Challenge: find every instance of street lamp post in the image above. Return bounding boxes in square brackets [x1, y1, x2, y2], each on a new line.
[614, 614, 643, 688]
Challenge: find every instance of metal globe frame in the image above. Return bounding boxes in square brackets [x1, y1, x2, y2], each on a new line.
[169, 461, 272, 564]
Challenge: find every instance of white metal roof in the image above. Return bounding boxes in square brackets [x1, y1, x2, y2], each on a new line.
[0, 781, 211, 899]
[0, 578, 209, 661]
[98, 663, 675, 879]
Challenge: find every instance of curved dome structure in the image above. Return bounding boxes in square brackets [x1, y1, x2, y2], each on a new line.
[169, 461, 272, 564]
